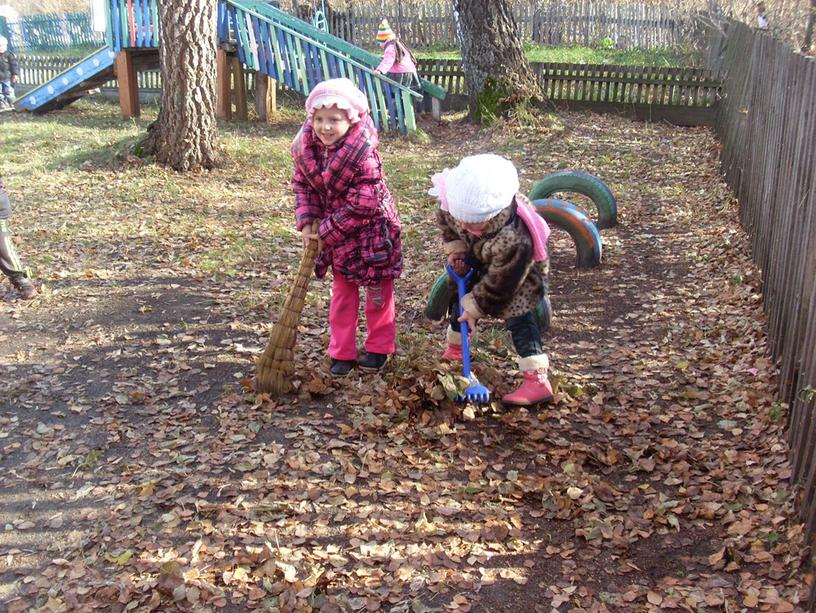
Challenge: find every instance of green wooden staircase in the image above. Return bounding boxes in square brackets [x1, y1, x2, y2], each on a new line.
[219, 0, 447, 132]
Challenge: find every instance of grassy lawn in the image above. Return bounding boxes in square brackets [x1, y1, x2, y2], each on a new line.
[16, 44, 102, 58]
[26, 42, 701, 67]
[0, 100, 807, 611]
[417, 43, 700, 66]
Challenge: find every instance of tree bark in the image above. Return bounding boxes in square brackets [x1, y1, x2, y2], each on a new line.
[453, 0, 541, 122]
[803, 0, 816, 53]
[142, 0, 219, 171]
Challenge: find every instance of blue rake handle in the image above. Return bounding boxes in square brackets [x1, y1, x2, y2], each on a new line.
[446, 264, 491, 404]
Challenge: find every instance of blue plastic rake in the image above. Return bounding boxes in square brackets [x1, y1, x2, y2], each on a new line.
[447, 265, 491, 404]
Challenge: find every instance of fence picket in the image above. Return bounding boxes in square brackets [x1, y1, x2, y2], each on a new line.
[3, 11, 105, 51]
[324, 0, 706, 50]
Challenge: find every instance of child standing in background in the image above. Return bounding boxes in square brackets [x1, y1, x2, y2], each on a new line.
[430, 154, 554, 406]
[291, 78, 403, 377]
[373, 19, 420, 90]
[756, 2, 769, 29]
[0, 175, 37, 299]
[0, 36, 19, 110]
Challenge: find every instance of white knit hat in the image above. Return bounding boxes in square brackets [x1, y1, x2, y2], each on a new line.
[444, 154, 519, 223]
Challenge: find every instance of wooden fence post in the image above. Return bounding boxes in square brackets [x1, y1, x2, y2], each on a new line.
[216, 47, 232, 119]
[231, 56, 248, 120]
[255, 73, 277, 122]
[114, 49, 139, 117]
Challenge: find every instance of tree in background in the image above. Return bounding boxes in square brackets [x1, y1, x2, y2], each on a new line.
[803, 0, 815, 52]
[141, 0, 219, 172]
[453, 0, 541, 122]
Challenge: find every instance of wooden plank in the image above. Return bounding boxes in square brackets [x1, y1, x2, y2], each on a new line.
[231, 56, 248, 120]
[256, 73, 276, 121]
[216, 47, 232, 119]
[115, 49, 139, 117]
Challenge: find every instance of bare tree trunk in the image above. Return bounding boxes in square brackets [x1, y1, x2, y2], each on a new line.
[804, 0, 816, 52]
[142, 0, 219, 171]
[453, 0, 541, 122]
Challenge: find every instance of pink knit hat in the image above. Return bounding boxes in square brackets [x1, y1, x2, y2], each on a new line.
[305, 78, 369, 125]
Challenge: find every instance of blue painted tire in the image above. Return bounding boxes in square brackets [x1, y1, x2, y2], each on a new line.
[529, 170, 617, 229]
[533, 198, 602, 268]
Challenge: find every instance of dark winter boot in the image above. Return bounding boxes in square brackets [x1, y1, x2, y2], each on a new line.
[358, 352, 388, 371]
[14, 277, 37, 300]
[330, 358, 356, 377]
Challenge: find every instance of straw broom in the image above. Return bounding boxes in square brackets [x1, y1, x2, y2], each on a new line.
[255, 223, 319, 395]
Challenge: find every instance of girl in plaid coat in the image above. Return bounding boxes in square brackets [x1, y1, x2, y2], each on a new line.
[291, 78, 403, 377]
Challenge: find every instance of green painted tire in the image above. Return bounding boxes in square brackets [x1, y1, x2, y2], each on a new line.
[425, 270, 552, 335]
[528, 170, 617, 229]
[424, 270, 452, 321]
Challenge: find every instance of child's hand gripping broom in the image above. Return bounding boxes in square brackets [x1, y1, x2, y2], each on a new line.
[255, 223, 319, 395]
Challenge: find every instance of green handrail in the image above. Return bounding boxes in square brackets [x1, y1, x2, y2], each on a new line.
[227, 2, 419, 131]
[227, 3, 422, 100]
[234, 0, 446, 101]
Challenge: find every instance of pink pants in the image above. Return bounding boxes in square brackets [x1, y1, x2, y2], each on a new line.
[329, 275, 396, 360]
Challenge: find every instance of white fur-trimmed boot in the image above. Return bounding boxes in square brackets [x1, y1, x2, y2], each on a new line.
[502, 354, 553, 406]
[441, 326, 463, 361]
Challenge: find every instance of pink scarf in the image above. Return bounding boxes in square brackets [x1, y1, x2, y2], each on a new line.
[430, 171, 550, 262]
[515, 196, 550, 262]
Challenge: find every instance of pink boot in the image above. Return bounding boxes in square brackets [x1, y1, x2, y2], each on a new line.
[502, 355, 553, 406]
[442, 343, 462, 360]
[441, 327, 463, 361]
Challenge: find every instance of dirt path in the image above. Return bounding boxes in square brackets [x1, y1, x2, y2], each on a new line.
[0, 107, 809, 612]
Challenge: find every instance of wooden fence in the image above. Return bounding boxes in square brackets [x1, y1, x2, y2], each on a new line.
[3, 1, 705, 53]
[293, 0, 702, 50]
[705, 17, 816, 576]
[418, 58, 719, 106]
[0, 12, 105, 52]
[17, 55, 161, 91]
[18, 54, 720, 124]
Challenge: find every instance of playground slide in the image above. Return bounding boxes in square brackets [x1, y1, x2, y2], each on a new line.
[16, 0, 446, 132]
[16, 46, 117, 113]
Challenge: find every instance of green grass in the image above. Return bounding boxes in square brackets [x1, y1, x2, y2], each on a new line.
[415, 43, 701, 67]
[29, 41, 697, 67]
[19, 44, 102, 59]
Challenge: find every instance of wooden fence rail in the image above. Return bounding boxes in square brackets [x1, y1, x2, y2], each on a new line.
[3, 1, 706, 53]
[293, 0, 703, 50]
[18, 54, 720, 118]
[416, 58, 719, 106]
[705, 18, 816, 578]
[17, 55, 161, 91]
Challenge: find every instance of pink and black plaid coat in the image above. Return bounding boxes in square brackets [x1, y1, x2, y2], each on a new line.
[291, 114, 403, 285]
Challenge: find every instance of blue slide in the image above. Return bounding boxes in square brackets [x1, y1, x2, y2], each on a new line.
[16, 46, 117, 113]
